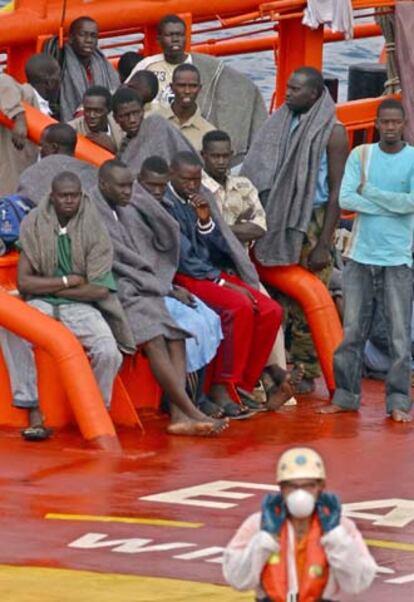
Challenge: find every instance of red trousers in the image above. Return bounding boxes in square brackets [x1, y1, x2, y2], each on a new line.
[175, 272, 283, 391]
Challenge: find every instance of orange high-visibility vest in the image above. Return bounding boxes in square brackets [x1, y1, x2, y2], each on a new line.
[261, 517, 329, 602]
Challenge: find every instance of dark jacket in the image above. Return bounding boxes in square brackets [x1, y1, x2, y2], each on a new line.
[163, 185, 233, 281]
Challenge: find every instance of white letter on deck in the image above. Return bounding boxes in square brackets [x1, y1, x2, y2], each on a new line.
[140, 480, 278, 509]
[68, 533, 195, 554]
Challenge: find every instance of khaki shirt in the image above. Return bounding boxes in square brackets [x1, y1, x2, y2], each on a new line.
[158, 105, 215, 152]
[0, 74, 40, 196]
[202, 172, 267, 234]
[68, 113, 124, 151]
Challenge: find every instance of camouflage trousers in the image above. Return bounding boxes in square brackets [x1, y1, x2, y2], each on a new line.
[277, 206, 333, 379]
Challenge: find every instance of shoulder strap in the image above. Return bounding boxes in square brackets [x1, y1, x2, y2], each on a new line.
[358, 144, 373, 188]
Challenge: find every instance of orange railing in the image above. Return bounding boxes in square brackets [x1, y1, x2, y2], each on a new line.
[192, 22, 381, 57]
[0, 291, 122, 453]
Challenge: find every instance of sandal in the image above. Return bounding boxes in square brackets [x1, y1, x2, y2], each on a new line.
[221, 400, 252, 420]
[198, 396, 225, 419]
[237, 388, 268, 412]
[21, 425, 53, 441]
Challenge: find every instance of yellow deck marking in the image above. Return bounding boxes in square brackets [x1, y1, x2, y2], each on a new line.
[0, 566, 250, 602]
[366, 538, 414, 553]
[45, 512, 204, 528]
[0, 2, 14, 15]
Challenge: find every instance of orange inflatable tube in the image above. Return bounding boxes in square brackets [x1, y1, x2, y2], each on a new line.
[0, 103, 113, 166]
[0, 291, 121, 452]
[255, 263, 343, 396]
[0, 0, 262, 47]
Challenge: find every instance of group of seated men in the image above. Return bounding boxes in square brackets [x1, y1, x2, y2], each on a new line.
[0, 12, 359, 439]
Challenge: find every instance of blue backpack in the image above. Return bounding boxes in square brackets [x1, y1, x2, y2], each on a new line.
[0, 195, 35, 248]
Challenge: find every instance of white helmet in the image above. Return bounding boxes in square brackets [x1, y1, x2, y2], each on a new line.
[276, 447, 326, 482]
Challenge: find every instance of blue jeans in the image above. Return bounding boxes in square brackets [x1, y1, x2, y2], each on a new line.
[333, 260, 413, 413]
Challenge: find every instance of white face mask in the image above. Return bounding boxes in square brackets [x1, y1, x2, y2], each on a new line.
[286, 489, 316, 519]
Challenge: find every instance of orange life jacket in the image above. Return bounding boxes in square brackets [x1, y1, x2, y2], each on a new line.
[261, 516, 329, 602]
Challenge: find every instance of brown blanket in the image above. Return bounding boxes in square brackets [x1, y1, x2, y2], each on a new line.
[19, 191, 135, 352]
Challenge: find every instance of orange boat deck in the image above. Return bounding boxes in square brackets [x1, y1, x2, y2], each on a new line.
[1, 379, 414, 601]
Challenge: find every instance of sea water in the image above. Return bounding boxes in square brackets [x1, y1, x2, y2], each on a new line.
[191, 17, 383, 104]
[224, 36, 383, 104]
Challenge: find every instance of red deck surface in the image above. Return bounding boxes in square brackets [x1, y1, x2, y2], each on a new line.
[1, 378, 414, 600]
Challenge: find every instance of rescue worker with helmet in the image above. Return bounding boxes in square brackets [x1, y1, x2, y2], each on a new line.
[222, 447, 377, 601]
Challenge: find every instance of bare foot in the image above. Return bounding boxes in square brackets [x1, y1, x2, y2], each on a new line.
[267, 381, 294, 411]
[167, 421, 214, 436]
[167, 417, 229, 437]
[267, 364, 305, 411]
[317, 404, 355, 415]
[208, 417, 230, 433]
[390, 409, 413, 423]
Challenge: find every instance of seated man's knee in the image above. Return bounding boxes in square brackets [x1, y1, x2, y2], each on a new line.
[232, 292, 255, 317]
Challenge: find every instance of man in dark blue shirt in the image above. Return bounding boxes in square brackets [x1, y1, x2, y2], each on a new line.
[163, 151, 282, 414]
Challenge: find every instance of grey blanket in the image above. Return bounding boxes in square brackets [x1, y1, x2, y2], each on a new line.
[241, 89, 336, 266]
[193, 53, 268, 164]
[19, 192, 135, 352]
[90, 185, 189, 346]
[17, 154, 97, 205]
[120, 113, 196, 175]
[60, 44, 120, 122]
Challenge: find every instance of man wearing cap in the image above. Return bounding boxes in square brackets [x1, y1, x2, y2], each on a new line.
[223, 447, 376, 601]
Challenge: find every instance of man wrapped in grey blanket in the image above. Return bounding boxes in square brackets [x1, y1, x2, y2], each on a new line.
[92, 159, 229, 437]
[59, 17, 120, 121]
[113, 87, 196, 175]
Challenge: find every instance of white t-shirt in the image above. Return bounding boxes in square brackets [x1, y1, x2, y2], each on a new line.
[126, 53, 192, 108]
